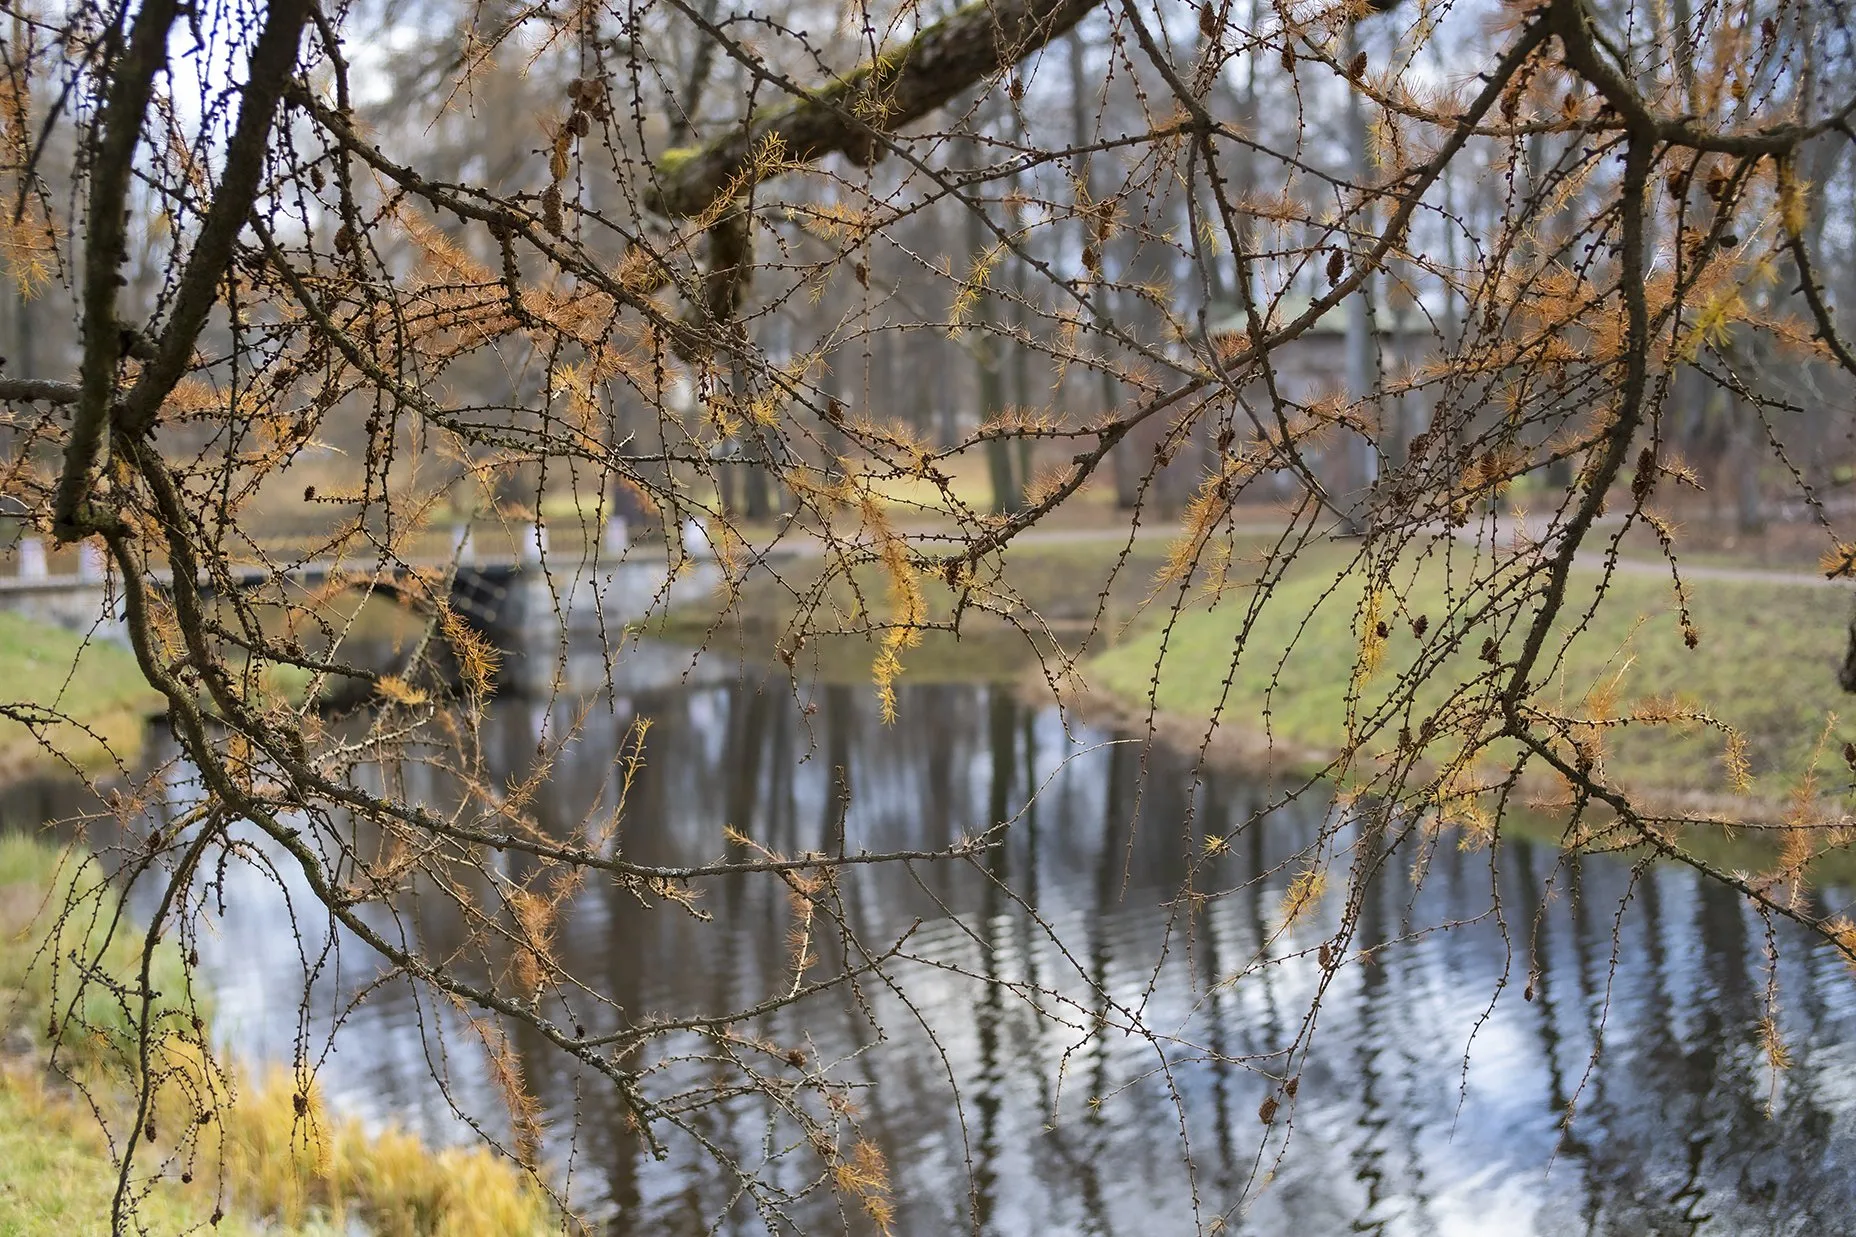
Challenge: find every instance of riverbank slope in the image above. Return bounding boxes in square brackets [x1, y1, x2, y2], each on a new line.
[0, 612, 163, 780]
[0, 832, 553, 1235]
[1083, 543, 1854, 817]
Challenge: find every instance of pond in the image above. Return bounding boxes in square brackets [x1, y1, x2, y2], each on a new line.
[6, 654, 1856, 1235]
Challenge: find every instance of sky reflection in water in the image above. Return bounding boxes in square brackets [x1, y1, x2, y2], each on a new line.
[13, 662, 1856, 1236]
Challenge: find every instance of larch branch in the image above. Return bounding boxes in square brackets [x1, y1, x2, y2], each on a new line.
[53, 0, 180, 540]
[118, 0, 313, 437]
[644, 0, 1104, 218]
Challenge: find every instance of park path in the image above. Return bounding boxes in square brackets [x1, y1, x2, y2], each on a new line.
[868, 514, 1853, 591]
[3, 510, 1841, 595]
[1428, 513, 1847, 590]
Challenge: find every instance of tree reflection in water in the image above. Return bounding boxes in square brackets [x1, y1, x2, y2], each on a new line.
[32, 665, 1856, 1236]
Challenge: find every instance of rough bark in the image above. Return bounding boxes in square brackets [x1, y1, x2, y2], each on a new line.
[53, 0, 181, 539]
[52, 0, 311, 539]
[668, 0, 725, 145]
[954, 132, 1018, 515]
[1341, 22, 1380, 534]
[644, 0, 1103, 219]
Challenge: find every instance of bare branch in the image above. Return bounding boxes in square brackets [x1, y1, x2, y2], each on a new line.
[644, 0, 1104, 217]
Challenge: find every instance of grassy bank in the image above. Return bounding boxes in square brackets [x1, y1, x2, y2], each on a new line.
[0, 590, 445, 783]
[637, 523, 1856, 821]
[659, 535, 1179, 651]
[1086, 545, 1854, 811]
[0, 613, 165, 778]
[0, 832, 552, 1235]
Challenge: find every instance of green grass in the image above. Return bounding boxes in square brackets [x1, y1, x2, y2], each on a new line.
[0, 613, 165, 777]
[0, 606, 353, 782]
[666, 535, 1177, 629]
[654, 536, 1182, 696]
[0, 832, 196, 1079]
[1087, 544, 1855, 807]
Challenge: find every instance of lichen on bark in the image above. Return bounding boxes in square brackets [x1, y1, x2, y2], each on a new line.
[643, 0, 1103, 219]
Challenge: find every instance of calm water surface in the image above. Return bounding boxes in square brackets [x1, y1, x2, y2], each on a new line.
[7, 654, 1856, 1236]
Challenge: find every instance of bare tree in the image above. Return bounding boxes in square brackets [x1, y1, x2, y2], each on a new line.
[5, 0, 1856, 1229]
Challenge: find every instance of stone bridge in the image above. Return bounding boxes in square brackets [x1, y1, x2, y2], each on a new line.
[0, 530, 724, 696]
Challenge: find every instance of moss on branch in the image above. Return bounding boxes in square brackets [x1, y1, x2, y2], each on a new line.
[644, 0, 1103, 218]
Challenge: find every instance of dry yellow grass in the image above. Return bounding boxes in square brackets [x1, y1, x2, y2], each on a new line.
[2, 834, 554, 1235]
[215, 1068, 553, 1237]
